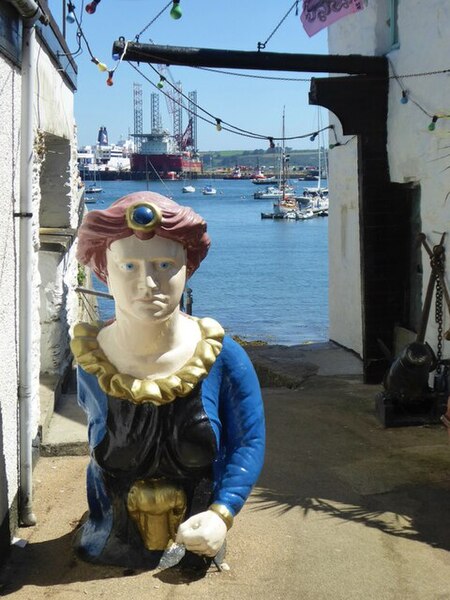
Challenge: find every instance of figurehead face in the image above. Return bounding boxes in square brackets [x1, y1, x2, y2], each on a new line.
[76, 191, 211, 285]
[106, 234, 187, 322]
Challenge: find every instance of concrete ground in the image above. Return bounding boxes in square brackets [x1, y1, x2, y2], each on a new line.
[2, 342, 450, 599]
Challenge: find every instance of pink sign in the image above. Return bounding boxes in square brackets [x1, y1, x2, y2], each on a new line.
[300, 0, 365, 37]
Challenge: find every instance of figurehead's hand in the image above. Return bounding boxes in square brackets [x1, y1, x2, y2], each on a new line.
[175, 510, 227, 557]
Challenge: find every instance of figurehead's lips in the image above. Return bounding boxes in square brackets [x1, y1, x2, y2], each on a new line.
[125, 201, 162, 232]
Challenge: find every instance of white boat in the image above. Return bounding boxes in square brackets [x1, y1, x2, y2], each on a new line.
[297, 208, 315, 220]
[252, 176, 278, 185]
[251, 166, 277, 185]
[202, 185, 217, 195]
[254, 185, 283, 199]
[182, 185, 196, 193]
[254, 184, 295, 200]
[85, 166, 102, 194]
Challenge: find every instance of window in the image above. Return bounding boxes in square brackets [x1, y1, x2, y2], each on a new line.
[388, 0, 399, 49]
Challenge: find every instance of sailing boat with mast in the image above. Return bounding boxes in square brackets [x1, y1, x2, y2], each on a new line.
[202, 156, 217, 195]
[273, 109, 299, 218]
[85, 164, 103, 194]
[301, 108, 329, 214]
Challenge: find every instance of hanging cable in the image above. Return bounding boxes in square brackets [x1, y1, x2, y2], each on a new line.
[147, 62, 317, 140]
[257, 1, 299, 51]
[129, 62, 333, 144]
[135, 0, 173, 42]
[194, 65, 312, 82]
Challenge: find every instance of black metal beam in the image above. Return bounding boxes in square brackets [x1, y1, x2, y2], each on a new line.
[113, 38, 395, 383]
[112, 40, 386, 77]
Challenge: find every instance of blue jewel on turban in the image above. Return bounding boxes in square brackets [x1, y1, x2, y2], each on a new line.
[133, 205, 154, 225]
[125, 201, 162, 232]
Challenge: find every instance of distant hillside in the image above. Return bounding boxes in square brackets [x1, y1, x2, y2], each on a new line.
[199, 148, 325, 170]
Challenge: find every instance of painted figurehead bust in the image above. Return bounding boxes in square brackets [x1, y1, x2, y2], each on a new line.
[70, 191, 265, 571]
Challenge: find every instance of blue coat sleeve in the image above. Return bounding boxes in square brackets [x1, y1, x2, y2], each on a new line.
[210, 337, 265, 516]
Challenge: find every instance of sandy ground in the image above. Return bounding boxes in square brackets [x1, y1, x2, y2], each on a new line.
[2, 372, 450, 599]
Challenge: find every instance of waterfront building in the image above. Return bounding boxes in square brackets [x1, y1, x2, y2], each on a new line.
[0, 1, 81, 563]
[327, 1, 450, 374]
[77, 127, 133, 180]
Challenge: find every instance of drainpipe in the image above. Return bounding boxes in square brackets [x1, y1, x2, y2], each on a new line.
[7, 0, 43, 22]
[15, 1, 44, 527]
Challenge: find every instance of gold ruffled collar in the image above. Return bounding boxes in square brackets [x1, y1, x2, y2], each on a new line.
[70, 318, 224, 405]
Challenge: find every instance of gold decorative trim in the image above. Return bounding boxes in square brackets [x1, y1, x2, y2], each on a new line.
[127, 479, 187, 550]
[208, 503, 234, 530]
[70, 317, 224, 405]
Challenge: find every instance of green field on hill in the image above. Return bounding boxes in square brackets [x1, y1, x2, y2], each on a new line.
[199, 148, 324, 170]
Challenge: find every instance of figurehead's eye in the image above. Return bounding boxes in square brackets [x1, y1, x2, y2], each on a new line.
[120, 262, 136, 272]
[158, 261, 173, 271]
[125, 201, 162, 232]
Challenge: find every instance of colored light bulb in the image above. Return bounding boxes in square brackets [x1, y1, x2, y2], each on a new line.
[86, 0, 100, 14]
[66, 1, 76, 22]
[310, 133, 318, 142]
[170, 0, 182, 19]
[428, 116, 438, 131]
[112, 53, 120, 61]
[268, 137, 275, 149]
[157, 77, 165, 89]
[96, 61, 108, 72]
[400, 90, 408, 104]
[215, 119, 222, 132]
[106, 71, 114, 86]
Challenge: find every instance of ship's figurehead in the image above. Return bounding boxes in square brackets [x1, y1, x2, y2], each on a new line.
[71, 191, 265, 571]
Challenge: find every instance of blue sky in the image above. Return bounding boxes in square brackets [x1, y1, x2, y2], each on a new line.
[58, 1, 328, 150]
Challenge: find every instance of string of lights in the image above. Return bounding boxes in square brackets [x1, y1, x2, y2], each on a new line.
[66, 5, 128, 85]
[389, 59, 450, 131]
[64, 2, 450, 143]
[148, 63, 283, 140]
[130, 61, 334, 146]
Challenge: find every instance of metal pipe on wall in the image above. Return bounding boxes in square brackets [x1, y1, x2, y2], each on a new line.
[7, 0, 42, 22]
[15, 1, 42, 527]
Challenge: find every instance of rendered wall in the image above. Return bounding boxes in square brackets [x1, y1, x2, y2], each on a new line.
[0, 23, 79, 560]
[327, 0, 450, 356]
[327, 126, 362, 354]
[0, 54, 20, 560]
[36, 45, 80, 376]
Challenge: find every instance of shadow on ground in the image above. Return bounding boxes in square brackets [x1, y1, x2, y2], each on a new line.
[251, 375, 450, 552]
[2, 373, 450, 595]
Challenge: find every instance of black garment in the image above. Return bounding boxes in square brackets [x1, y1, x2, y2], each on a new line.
[75, 387, 218, 569]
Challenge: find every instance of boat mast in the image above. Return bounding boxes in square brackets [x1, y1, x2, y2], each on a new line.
[281, 107, 286, 202]
[317, 108, 321, 191]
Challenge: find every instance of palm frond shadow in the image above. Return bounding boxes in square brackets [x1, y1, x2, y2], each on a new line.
[249, 489, 419, 539]
[248, 479, 450, 551]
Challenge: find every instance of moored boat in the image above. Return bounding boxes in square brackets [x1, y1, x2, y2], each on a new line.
[202, 185, 217, 195]
[182, 185, 196, 193]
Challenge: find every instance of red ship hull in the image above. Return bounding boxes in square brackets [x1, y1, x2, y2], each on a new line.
[130, 154, 202, 179]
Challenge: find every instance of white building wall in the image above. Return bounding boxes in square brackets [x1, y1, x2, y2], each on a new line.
[36, 41, 80, 376]
[0, 11, 79, 554]
[327, 128, 362, 352]
[0, 55, 20, 527]
[327, 0, 450, 355]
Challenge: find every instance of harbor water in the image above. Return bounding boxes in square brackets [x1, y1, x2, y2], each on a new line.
[87, 178, 329, 345]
